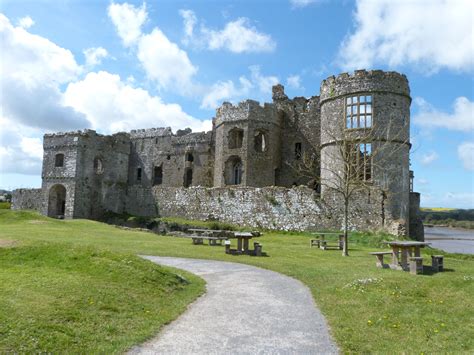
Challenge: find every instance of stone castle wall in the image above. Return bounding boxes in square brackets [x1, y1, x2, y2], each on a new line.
[11, 188, 43, 211]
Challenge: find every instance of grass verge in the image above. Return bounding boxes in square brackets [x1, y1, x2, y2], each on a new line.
[0, 226, 204, 353]
[1, 210, 473, 353]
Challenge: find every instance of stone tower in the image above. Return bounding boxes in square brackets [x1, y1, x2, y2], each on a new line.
[319, 70, 411, 232]
[213, 100, 280, 187]
[41, 130, 130, 219]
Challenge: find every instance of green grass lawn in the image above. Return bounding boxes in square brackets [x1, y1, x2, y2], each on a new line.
[1, 210, 473, 353]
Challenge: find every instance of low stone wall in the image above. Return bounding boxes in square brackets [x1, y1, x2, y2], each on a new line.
[125, 185, 394, 233]
[11, 188, 43, 211]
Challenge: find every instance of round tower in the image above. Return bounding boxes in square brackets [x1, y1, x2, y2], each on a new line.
[319, 70, 411, 230]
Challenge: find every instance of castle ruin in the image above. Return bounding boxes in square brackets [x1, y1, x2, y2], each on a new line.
[12, 70, 424, 239]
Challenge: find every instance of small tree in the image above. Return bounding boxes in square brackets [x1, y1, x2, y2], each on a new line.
[287, 120, 409, 256]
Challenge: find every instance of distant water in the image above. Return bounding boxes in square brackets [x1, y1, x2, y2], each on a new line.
[424, 226, 474, 254]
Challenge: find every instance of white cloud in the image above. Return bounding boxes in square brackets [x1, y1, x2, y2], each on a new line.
[0, 13, 89, 131]
[137, 28, 198, 92]
[179, 9, 197, 45]
[286, 75, 302, 90]
[420, 151, 438, 165]
[413, 97, 474, 131]
[201, 66, 278, 109]
[338, 0, 474, 73]
[0, 117, 43, 175]
[107, 1, 147, 47]
[457, 142, 474, 171]
[84, 47, 109, 67]
[201, 77, 253, 110]
[18, 16, 34, 29]
[180, 10, 276, 53]
[249, 65, 279, 94]
[290, 0, 317, 8]
[64, 71, 211, 133]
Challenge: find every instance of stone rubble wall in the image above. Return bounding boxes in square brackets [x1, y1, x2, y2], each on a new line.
[124, 185, 402, 234]
[11, 188, 43, 211]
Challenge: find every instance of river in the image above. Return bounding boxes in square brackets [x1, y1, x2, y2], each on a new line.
[424, 226, 474, 254]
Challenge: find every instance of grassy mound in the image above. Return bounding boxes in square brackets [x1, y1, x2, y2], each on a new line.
[0, 241, 204, 353]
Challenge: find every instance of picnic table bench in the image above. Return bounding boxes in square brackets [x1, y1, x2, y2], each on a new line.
[310, 233, 344, 250]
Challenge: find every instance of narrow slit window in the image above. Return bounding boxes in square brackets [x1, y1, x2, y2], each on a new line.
[295, 142, 302, 160]
[137, 168, 142, 182]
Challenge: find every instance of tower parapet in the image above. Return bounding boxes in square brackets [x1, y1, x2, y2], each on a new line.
[214, 100, 277, 128]
[320, 70, 410, 103]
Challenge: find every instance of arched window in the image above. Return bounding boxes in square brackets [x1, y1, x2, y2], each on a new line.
[186, 152, 194, 162]
[184, 168, 193, 188]
[55, 154, 64, 167]
[233, 162, 242, 185]
[228, 128, 244, 149]
[254, 131, 267, 152]
[93, 157, 104, 174]
[224, 156, 243, 185]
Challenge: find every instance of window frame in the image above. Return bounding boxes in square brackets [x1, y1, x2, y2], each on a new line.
[347, 142, 373, 182]
[345, 95, 373, 129]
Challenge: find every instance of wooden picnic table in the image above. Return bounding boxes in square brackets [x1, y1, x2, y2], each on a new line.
[384, 241, 431, 271]
[310, 232, 344, 250]
[234, 232, 260, 253]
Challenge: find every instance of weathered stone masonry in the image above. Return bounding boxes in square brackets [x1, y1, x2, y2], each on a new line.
[12, 69, 423, 239]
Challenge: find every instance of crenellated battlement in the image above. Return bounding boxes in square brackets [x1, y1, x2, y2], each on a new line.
[320, 69, 410, 102]
[214, 99, 277, 127]
[130, 127, 172, 139]
[44, 129, 100, 139]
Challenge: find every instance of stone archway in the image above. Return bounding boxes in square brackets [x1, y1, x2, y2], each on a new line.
[48, 184, 66, 218]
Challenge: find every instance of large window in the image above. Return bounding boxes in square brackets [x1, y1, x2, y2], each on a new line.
[345, 95, 372, 129]
[348, 143, 372, 182]
[153, 166, 163, 185]
[254, 131, 267, 152]
[228, 128, 244, 149]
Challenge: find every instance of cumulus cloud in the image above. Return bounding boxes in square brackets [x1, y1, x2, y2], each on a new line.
[413, 97, 474, 131]
[83, 47, 109, 67]
[201, 66, 278, 109]
[457, 142, 474, 171]
[64, 71, 211, 133]
[107, 1, 147, 47]
[420, 151, 439, 165]
[0, 117, 43, 175]
[137, 28, 198, 92]
[180, 10, 276, 53]
[338, 0, 474, 73]
[0, 13, 89, 131]
[286, 75, 302, 89]
[17, 16, 34, 29]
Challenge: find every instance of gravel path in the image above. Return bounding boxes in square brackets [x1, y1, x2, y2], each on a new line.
[129, 256, 338, 355]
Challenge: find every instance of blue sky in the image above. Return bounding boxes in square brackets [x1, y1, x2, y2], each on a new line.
[0, 0, 473, 208]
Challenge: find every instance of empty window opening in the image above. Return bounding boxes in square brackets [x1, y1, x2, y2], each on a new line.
[184, 168, 193, 188]
[137, 168, 142, 182]
[55, 154, 64, 167]
[345, 95, 372, 129]
[166, 154, 171, 160]
[153, 166, 163, 185]
[295, 143, 302, 160]
[254, 131, 267, 152]
[224, 156, 243, 185]
[228, 128, 244, 149]
[93, 157, 104, 175]
[233, 162, 242, 185]
[186, 152, 194, 162]
[348, 143, 372, 182]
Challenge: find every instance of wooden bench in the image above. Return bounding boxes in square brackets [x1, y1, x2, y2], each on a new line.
[409, 257, 423, 275]
[310, 239, 321, 248]
[431, 255, 444, 272]
[189, 235, 224, 246]
[369, 251, 394, 268]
